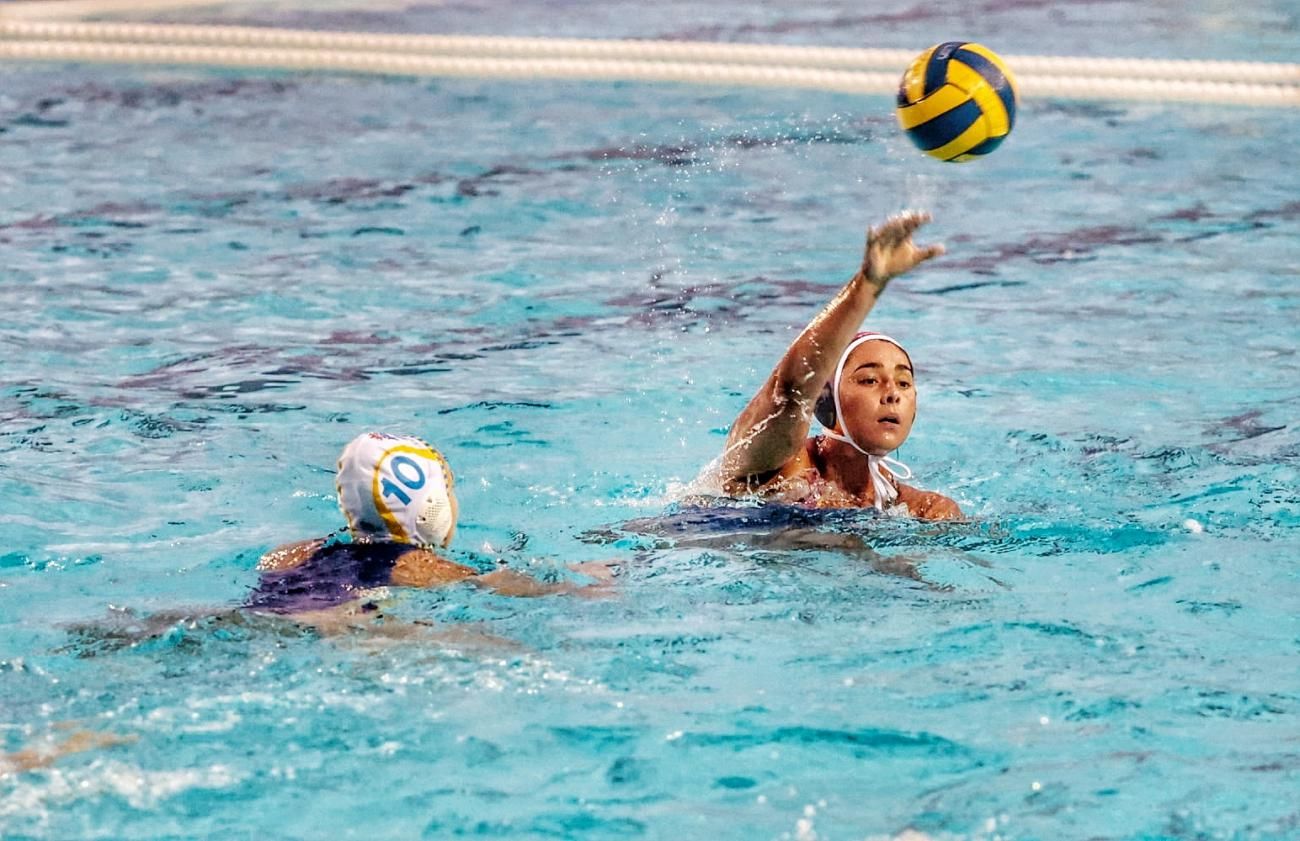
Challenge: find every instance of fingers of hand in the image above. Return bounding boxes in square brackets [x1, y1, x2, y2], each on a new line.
[920, 243, 945, 262]
[896, 210, 931, 242]
[866, 212, 937, 272]
[874, 211, 929, 245]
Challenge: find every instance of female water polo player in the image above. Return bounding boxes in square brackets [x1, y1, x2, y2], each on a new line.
[718, 211, 962, 520]
[249, 431, 604, 619]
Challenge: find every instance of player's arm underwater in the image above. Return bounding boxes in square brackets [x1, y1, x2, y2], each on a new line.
[1, 728, 136, 776]
[255, 540, 607, 599]
[720, 211, 944, 491]
[387, 549, 610, 597]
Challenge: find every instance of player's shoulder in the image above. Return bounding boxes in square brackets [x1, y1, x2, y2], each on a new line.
[896, 484, 963, 521]
[389, 547, 478, 588]
[721, 441, 818, 497]
[256, 538, 326, 571]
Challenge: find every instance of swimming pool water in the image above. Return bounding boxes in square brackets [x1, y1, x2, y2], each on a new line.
[1, 1, 1298, 839]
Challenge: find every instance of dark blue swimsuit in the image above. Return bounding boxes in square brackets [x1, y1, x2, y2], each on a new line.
[244, 541, 413, 615]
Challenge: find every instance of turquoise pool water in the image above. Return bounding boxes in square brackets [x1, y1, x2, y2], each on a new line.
[2, 2, 1298, 839]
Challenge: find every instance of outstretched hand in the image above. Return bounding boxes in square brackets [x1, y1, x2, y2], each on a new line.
[861, 210, 945, 290]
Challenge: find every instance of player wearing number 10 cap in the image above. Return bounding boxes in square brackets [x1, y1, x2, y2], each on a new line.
[248, 432, 600, 617]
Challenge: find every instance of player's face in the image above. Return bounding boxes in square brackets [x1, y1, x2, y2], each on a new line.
[836, 341, 916, 456]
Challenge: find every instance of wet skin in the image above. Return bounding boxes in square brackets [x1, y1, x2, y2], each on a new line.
[718, 212, 961, 519]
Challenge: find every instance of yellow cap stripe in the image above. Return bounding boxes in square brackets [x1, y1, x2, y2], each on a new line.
[370, 443, 443, 541]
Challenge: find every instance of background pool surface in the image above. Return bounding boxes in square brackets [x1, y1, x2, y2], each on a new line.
[1, 1, 1298, 839]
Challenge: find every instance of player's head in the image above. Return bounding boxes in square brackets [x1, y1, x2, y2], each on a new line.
[335, 432, 457, 548]
[814, 332, 916, 456]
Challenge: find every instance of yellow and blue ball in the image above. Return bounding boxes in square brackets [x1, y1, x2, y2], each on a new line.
[896, 41, 1018, 162]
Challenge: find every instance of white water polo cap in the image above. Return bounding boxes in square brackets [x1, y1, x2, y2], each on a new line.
[335, 433, 457, 548]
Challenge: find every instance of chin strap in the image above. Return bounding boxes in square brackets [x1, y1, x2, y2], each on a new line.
[820, 429, 912, 510]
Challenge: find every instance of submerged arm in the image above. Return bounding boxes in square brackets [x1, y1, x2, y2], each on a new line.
[394, 551, 614, 598]
[720, 211, 944, 487]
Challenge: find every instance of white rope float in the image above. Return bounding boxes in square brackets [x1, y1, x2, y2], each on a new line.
[3, 21, 1299, 86]
[0, 40, 900, 93]
[2, 19, 1297, 107]
[0, 0, 230, 18]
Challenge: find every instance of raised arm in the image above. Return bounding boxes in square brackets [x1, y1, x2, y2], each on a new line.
[719, 211, 944, 486]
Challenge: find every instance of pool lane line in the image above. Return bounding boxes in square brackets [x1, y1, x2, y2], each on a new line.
[3, 20, 1298, 86]
[1, 27, 1297, 107]
[0, 0, 245, 19]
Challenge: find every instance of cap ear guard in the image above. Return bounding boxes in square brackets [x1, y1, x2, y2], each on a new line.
[414, 476, 455, 547]
[813, 382, 837, 430]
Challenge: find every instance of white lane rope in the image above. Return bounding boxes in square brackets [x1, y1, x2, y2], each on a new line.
[4, 20, 1298, 85]
[0, 40, 902, 93]
[0, 0, 231, 18]
[1, 19, 1297, 107]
